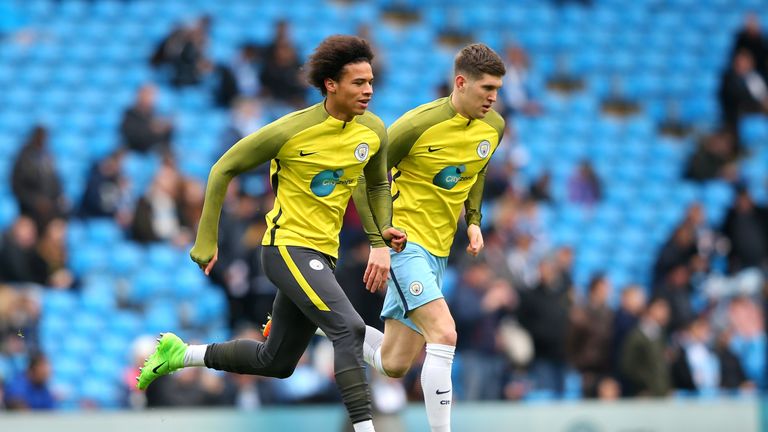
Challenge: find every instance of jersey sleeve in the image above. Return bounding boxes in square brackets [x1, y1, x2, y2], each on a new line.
[353, 115, 396, 247]
[353, 116, 420, 247]
[190, 123, 285, 265]
[464, 116, 505, 227]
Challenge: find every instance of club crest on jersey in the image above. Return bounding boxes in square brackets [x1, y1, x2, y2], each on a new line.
[354, 143, 369, 162]
[409, 281, 423, 296]
[432, 165, 467, 190]
[477, 140, 491, 158]
[309, 259, 324, 270]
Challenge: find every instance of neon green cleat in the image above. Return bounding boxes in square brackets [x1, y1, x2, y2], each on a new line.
[136, 332, 187, 390]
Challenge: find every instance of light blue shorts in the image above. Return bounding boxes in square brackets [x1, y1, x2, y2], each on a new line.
[381, 242, 448, 333]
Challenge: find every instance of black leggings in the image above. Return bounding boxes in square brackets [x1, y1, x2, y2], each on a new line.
[204, 245, 371, 423]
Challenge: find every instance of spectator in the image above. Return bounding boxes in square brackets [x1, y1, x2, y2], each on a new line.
[154, 16, 210, 87]
[500, 44, 542, 117]
[208, 183, 275, 329]
[356, 23, 386, 85]
[684, 130, 739, 182]
[727, 296, 766, 388]
[714, 329, 753, 391]
[148, 367, 235, 407]
[518, 257, 571, 396]
[567, 160, 602, 206]
[567, 273, 614, 398]
[720, 186, 768, 273]
[177, 177, 205, 234]
[119, 84, 174, 155]
[652, 222, 698, 288]
[35, 218, 73, 290]
[11, 125, 67, 230]
[213, 44, 262, 108]
[612, 285, 646, 383]
[222, 327, 276, 410]
[262, 19, 292, 60]
[718, 50, 768, 144]
[657, 265, 696, 334]
[528, 170, 553, 203]
[260, 41, 306, 110]
[0, 216, 46, 285]
[671, 317, 721, 393]
[219, 97, 266, 159]
[336, 234, 386, 332]
[731, 13, 768, 81]
[78, 148, 129, 220]
[4, 352, 54, 410]
[130, 162, 189, 245]
[0, 285, 41, 355]
[451, 264, 516, 400]
[619, 297, 671, 397]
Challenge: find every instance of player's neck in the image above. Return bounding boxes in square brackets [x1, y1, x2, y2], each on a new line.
[449, 92, 471, 120]
[324, 98, 355, 122]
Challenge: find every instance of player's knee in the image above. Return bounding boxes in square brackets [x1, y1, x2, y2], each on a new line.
[343, 315, 366, 343]
[429, 327, 457, 346]
[383, 362, 410, 379]
[271, 364, 296, 379]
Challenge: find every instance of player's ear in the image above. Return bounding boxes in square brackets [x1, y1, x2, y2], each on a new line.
[454, 74, 467, 92]
[325, 78, 337, 94]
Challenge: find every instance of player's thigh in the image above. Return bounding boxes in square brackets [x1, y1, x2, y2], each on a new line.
[263, 245, 363, 338]
[380, 318, 425, 377]
[408, 298, 456, 345]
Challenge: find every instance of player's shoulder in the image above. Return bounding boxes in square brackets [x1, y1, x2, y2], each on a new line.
[356, 111, 386, 142]
[479, 109, 505, 138]
[400, 97, 453, 123]
[391, 97, 454, 133]
[260, 103, 328, 141]
[275, 102, 327, 127]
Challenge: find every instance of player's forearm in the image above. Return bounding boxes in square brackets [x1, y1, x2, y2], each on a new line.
[352, 178, 387, 248]
[190, 166, 233, 264]
[464, 168, 487, 226]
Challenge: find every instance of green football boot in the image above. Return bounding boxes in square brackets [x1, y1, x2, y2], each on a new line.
[136, 332, 187, 390]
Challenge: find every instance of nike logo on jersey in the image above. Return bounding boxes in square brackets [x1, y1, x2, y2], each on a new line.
[299, 150, 318, 157]
[152, 361, 166, 374]
[427, 146, 445, 153]
[436, 388, 451, 395]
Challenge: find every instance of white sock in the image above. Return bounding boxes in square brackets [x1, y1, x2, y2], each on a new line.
[421, 343, 454, 432]
[353, 419, 375, 432]
[364, 326, 387, 376]
[183, 344, 207, 367]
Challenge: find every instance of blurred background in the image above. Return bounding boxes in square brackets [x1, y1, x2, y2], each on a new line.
[0, 0, 767, 430]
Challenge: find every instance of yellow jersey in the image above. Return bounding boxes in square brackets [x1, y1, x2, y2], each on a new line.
[191, 102, 391, 262]
[388, 97, 505, 257]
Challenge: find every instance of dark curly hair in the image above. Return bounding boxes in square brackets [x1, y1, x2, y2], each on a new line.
[306, 35, 374, 96]
[454, 43, 506, 79]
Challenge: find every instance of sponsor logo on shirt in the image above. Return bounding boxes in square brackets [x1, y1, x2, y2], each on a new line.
[310, 169, 353, 196]
[432, 165, 471, 190]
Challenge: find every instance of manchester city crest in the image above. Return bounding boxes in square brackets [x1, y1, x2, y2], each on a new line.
[477, 140, 491, 158]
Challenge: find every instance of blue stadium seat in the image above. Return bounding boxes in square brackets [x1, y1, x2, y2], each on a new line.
[128, 267, 171, 303]
[80, 377, 121, 408]
[0, 196, 19, 230]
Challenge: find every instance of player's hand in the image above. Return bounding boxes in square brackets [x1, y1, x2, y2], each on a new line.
[364, 247, 390, 293]
[382, 227, 407, 253]
[191, 246, 218, 276]
[466, 224, 484, 256]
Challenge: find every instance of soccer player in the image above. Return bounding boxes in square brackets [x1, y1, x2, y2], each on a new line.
[136, 35, 406, 432]
[354, 43, 506, 432]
